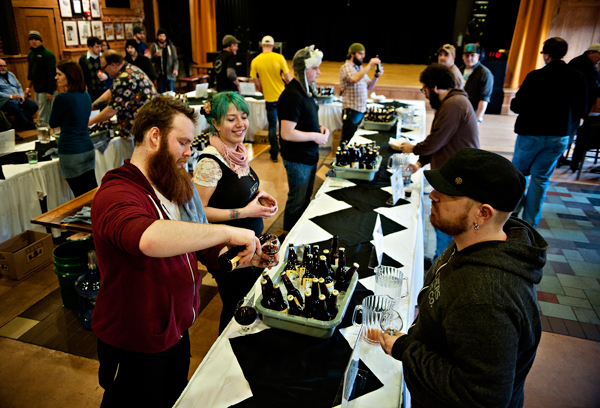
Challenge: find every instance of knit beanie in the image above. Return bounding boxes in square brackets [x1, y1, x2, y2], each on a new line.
[292, 45, 323, 96]
[157, 28, 167, 38]
[133, 26, 144, 35]
[347, 43, 365, 58]
[125, 39, 139, 52]
[29, 30, 43, 42]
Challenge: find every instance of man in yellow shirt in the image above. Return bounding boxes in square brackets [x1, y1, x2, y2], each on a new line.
[250, 36, 291, 162]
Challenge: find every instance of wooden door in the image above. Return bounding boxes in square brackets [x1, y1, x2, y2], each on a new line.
[13, 8, 61, 60]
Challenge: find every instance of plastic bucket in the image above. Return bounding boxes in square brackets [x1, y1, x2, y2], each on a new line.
[53, 241, 94, 310]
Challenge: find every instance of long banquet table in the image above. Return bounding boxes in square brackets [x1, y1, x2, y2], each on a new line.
[174, 100, 427, 408]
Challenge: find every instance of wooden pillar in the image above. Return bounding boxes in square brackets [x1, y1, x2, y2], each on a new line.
[189, 0, 216, 64]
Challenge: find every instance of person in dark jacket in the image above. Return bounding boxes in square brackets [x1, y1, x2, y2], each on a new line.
[568, 43, 600, 116]
[381, 147, 546, 408]
[91, 96, 271, 407]
[214, 35, 241, 93]
[27, 30, 56, 124]
[511, 37, 587, 227]
[395, 63, 479, 258]
[125, 39, 157, 83]
[150, 28, 178, 93]
[460, 43, 493, 124]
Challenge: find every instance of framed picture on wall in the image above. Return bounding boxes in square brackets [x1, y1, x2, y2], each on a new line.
[115, 23, 124, 40]
[58, 0, 72, 18]
[90, 0, 100, 18]
[78, 20, 91, 45]
[104, 23, 114, 41]
[125, 23, 133, 39]
[91, 20, 104, 40]
[63, 21, 79, 46]
[71, 0, 83, 16]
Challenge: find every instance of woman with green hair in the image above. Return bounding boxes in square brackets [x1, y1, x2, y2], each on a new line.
[193, 91, 278, 333]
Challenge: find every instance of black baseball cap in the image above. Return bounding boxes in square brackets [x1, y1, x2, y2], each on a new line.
[424, 148, 526, 212]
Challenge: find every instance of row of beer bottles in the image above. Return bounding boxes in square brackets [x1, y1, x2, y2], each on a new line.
[261, 273, 340, 321]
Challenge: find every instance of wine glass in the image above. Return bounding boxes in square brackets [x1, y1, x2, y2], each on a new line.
[234, 297, 257, 335]
[261, 233, 280, 269]
[380, 310, 403, 336]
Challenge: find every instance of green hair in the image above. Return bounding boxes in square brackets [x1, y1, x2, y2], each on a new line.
[207, 92, 250, 133]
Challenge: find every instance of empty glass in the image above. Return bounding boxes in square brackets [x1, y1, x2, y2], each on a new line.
[387, 153, 408, 173]
[374, 265, 409, 302]
[36, 122, 51, 144]
[26, 150, 38, 164]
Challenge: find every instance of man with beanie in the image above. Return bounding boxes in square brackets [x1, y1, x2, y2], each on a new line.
[510, 37, 587, 227]
[460, 43, 493, 124]
[150, 28, 178, 93]
[125, 39, 157, 83]
[79, 36, 111, 103]
[214, 35, 241, 93]
[437, 44, 463, 89]
[338, 43, 383, 144]
[381, 147, 546, 408]
[250, 35, 291, 162]
[27, 30, 56, 124]
[396, 63, 479, 258]
[278, 45, 330, 231]
[133, 25, 149, 57]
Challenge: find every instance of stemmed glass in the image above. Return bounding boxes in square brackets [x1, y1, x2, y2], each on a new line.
[234, 296, 257, 335]
[380, 310, 403, 336]
[261, 233, 280, 269]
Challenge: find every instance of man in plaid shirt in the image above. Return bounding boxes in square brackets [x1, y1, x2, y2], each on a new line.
[339, 43, 383, 144]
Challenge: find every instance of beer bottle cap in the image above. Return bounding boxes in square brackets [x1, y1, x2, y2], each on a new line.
[320, 255, 326, 260]
[319, 294, 326, 301]
[332, 290, 339, 296]
[305, 290, 312, 296]
[273, 283, 280, 289]
[318, 278, 324, 283]
[287, 295, 295, 301]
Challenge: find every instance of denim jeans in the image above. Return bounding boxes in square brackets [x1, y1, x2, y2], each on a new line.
[434, 228, 453, 259]
[282, 159, 317, 231]
[265, 102, 279, 159]
[512, 134, 569, 227]
[1, 99, 38, 129]
[157, 77, 175, 93]
[341, 109, 365, 145]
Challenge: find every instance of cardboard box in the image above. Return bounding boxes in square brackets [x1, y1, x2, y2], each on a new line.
[254, 130, 270, 145]
[0, 230, 53, 280]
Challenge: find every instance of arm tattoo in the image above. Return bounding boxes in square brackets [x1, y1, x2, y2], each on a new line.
[229, 209, 241, 219]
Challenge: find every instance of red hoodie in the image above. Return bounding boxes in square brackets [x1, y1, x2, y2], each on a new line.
[91, 160, 222, 353]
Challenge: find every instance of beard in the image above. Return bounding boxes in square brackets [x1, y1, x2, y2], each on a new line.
[428, 91, 442, 110]
[147, 136, 194, 206]
[429, 203, 471, 237]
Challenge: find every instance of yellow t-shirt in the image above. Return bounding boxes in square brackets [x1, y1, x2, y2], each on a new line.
[250, 52, 290, 102]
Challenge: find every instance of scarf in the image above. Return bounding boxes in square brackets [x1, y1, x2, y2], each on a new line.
[209, 134, 250, 178]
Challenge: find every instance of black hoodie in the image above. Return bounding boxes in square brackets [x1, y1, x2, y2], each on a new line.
[392, 217, 546, 408]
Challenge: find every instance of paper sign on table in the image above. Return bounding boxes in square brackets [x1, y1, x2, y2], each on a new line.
[373, 214, 384, 266]
[391, 171, 404, 204]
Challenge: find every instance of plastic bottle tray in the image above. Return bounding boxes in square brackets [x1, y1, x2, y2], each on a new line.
[256, 271, 358, 339]
[331, 155, 382, 181]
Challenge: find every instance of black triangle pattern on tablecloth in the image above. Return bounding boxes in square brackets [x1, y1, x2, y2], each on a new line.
[229, 328, 383, 408]
[326, 186, 410, 213]
[309, 208, 407, 248]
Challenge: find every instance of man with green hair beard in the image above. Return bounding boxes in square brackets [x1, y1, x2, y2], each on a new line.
[339, 43, 383, 144]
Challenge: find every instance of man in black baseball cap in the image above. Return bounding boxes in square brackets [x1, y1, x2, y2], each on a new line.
[380, 147, 547, 408]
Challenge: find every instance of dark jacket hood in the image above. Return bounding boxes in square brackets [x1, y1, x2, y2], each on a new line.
[454, 217, 546, 285]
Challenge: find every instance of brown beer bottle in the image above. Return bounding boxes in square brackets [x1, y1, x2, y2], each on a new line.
[311, 277, 320, 298]
[285, 243, 300, 271]
[261, 271, 274, 292]
[302, 244, 312, 267]
[327, 289, 339, 318]
[303, 290, 315, 318]
[270, 284, 288, 313]
[281, 271, 304, 306]
[312, 245, 320, 263]
[336, 247, 347, 282]
[287, 294, 303, 316]
[260, 278, 275, 309]
[329, 236, 340, 266]
[318, 256, 334, 293]
[314, 294, 332, 321]
[318, 277, 332, 301]
[300, 266, 314, 291]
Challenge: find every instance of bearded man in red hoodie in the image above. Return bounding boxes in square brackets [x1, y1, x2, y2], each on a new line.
[91, 95, 271, 408]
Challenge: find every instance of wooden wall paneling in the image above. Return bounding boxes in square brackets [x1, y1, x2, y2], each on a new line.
[13, 8, 61, 59]
[548, 0, 600, 61]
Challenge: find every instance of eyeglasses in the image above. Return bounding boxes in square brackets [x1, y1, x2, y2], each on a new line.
[420, 87, 427, 95]
[102, 62, 110, 70]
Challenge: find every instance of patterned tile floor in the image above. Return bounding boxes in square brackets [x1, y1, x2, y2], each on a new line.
[423, 181, 600, 342]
